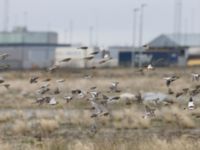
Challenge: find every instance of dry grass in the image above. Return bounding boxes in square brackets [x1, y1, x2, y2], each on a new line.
[1, 135, 200, 150]
[156, 106, 196, 128]
[0, 68, 195, 109]
[39, 119, 59, 133]
[112, 106, 151, 129]
[0, 68, 200, 149]
[0, 112, 12, 123]
[0, 142, 12, 150]
[12, 120, 30, 135]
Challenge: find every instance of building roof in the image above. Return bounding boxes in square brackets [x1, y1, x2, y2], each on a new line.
[109, 46, 147, 52]
[0, 26, 58, 44]
[0, 43, 71, 47]
[147, 34, 200, 48]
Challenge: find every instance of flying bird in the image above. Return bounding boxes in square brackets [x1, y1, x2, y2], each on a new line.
[109, 82, 120, 92]
[0, 53, 9, 60]
[56, 79, 65, 83]
[78, 46, 88, 50]
[90, 51, 99, 55]
[49, 97, 58, 105]
[3, 83, 10, 89]
[64, 96, 73, 103]
[192, 73, 200, 81]
[83, 56, 94, 60]
[163, 75, 179, 87]
[30, 76, 39, 84]
[48, 65, 59, 72]
[147, 64, 155, 70]
[143, 105, 156, 119]
[60, 58, 71, 62]
[188, 97, 195, 110]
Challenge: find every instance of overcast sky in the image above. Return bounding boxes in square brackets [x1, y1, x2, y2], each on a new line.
[0, 0, 200, 47]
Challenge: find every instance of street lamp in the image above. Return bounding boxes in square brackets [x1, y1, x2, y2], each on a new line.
[89, 26, 94, 47]
[139, 3, 147, 47]
[138, 3, 147, 67]
[132, 8, 139, 49]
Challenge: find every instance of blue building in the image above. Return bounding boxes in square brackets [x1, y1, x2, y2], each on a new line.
[146, 34, 200, 66]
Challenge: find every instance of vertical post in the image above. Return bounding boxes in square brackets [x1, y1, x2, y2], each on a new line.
[89, 26, 93, 47]
[4, 0, 9, 32]
[174, 0, 182, 35]
[95, 16, 99, 47]
[132, 8, 139, 67]
[69, 20, 73, 44]
[23, 11, 28, 28]
[138, 4, 147, 48]
[84, 49, 87, 68]
[138, 4, 147, 67]
[64, 29, 68, 44]
[132, 8, 139, 49]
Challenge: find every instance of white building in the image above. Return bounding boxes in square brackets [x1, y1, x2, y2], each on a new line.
[55, 46, 118, 68]
[55, 46, 96, 68]
[0, 26, 67, 69]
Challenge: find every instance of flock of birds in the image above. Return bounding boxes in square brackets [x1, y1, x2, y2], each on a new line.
[48, 46, 112, 72]
[27, 46, 200, 121]
[0, 47, 199, 123]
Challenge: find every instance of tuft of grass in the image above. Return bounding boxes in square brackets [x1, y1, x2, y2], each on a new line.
[39, 119, 59, 133]
[112, 107, 151, 129]
[0, 112, 12, 123]
[158, 106, 195, 129]
[12, 120, 30, 135]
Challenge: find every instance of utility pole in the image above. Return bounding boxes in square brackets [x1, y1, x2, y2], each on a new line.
[138, 4, 147, 47]
[132, 8, 139, 49]
[69, 20, 73, 44]
[23, 11, 28, 28]
[95, 15, 99, 47]
[89, 26, 94, 47]
[4, 0, 9, 32]
[138, 4, 147, 67]
[174, 0, 182, 34]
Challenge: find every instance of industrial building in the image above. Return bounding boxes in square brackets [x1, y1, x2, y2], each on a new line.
[108, 46, 134, 67]
[111, 34, 200, 67]
[55, 46, 117, 68]
[0, 26, 68, 69]
[55, 46, 95, 68]
[146, 34, 200, 66]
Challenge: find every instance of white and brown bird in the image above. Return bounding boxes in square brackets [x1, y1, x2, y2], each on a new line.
[78, 46, 88, 50]
[64, 95, 73, 103]
[0, 53, 9, 60]
[188, 97, 195, 110]
[56, 79, 65, 83]
[83, 56, 94, 60]
[143, 105, 156, 119]
[192, 73, 200, 81]
[49, 97, 58, 105]
[30, 76, 39, 84]
[3, 83, 10, 89]
[90, 100, 109, 118]
[102, 94, 120, 103]
[48, 65, 59, 72]
[147, 64, 155, 70]
[90, 51, 99, 55]
[60, 58, 71, 63]
[163, 75, 179, 87]
[109, 82, 120, 92]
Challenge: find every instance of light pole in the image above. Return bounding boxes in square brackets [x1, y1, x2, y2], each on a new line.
[89, 26, 94, 47]
[132, 8, 139, 49]
[138, 3, 147, 67]
[69, 20, 73, 44]
[139, 3, 147, 47]
[132, 8, 139, 67]
[4, 0, 9, 32]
